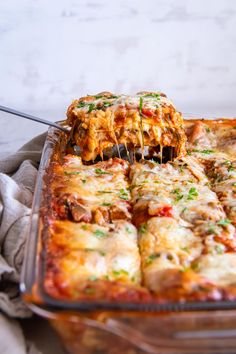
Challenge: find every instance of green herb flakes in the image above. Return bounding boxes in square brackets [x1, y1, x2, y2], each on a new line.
[118, 188, 129, 200]
[99, 251, 106, 256]
[103, 101, 113, 108]
[112, 269, 129, 277]
[215, 244, 224, 254]
[95, 168, 112, 175]
[146, 253, 160, 265]
[172, 188, 184, 202]
[125, 226, 133, 234]
[191, 149, 214, 154]
[81, 225, 89, 231]
[64, 171, 81, 175]
[187, 187, 198, 200]
[139, 224, 147, 234]
[143, 93, 160, 99]
[97, 190, 113, 194]
[139, 97, 143, 113]
[88, 103, 96, 113]
[94, 229, 107, 238]
[217, 219, 231, 226]
[77, 101, 86, 108]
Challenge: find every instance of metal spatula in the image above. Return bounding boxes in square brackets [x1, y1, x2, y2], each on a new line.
[0, 105, 69, 133]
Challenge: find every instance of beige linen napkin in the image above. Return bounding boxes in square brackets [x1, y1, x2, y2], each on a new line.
[0, 133, 46, 354]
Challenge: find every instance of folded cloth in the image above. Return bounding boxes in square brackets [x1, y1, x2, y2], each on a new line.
[0, 133, 46, 354]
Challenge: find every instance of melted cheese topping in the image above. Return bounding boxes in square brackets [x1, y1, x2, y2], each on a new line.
[139, 217, 202, 292]
[45, 220, 141, 298]
[197, 253, 236, 286]
[50, 156, 131, 225]
[130, 152, 236, 294]
[43, 116, 236, 302]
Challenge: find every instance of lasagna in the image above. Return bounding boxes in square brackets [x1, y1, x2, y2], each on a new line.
[66, 91, 186, 161]
[42, 93, 236, 303]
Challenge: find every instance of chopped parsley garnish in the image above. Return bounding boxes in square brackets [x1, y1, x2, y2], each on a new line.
[143, 93, 160, 99]
[97, 190, 113, 194]
[215, 244, 224, 254]
[94, 229, 107, 238]
[223, 160, 231, 166]
[139, 224, 147, 234]
[103, 101, 113, 108]
[88, 103, 96, 113]
[205, 127, 211, 133]
[125, 226, 133, 234]
[99, 251, 106, 256]
[146, 253, 160, 265]
[172, 188, 181, 194]
[201, 149, 215, 154]
[176, 194, 184, 202]
[181, 246, 189, 253]
[64, 171, 81, 175]
[139, 97, 143, 113]
[141, 179, 149, 184]
[82, 225, 89, 230]
[181, 207, 187, 213]
[232, 182, 236, 186]
[77, 101, 86, 108]
[108, 95, 119, 99]
[112, 269, 129, 277]
[217, 219, 231, 226]
[95, 168, 112, 175]
[94, 95, 104, 99]
[172, 188, 184, 202]
[118, 188, 129, 200]
[191, 262, 199, 271]
[207, 224, 220, 235]
[187, 187, 198, 200]
[101, 202, 112, 206]
[191, 149, 215, 154]
[82, 178, 86, 184]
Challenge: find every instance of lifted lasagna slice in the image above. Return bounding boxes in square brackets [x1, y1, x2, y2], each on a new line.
[66, 91, 186, 161]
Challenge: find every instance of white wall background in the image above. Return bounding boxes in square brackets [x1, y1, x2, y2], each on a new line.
[1, 0, 236, 151]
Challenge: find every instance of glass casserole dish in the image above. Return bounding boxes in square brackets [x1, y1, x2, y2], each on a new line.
[21, 117, 236, 354]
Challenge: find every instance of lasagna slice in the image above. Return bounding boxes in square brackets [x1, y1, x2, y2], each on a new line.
[130, 156, 236, 299]
[44, 220, 144, 300]
[66, 91, 186, 161]
[49, 156, 131, 225]
[185, 120, 236, 226]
